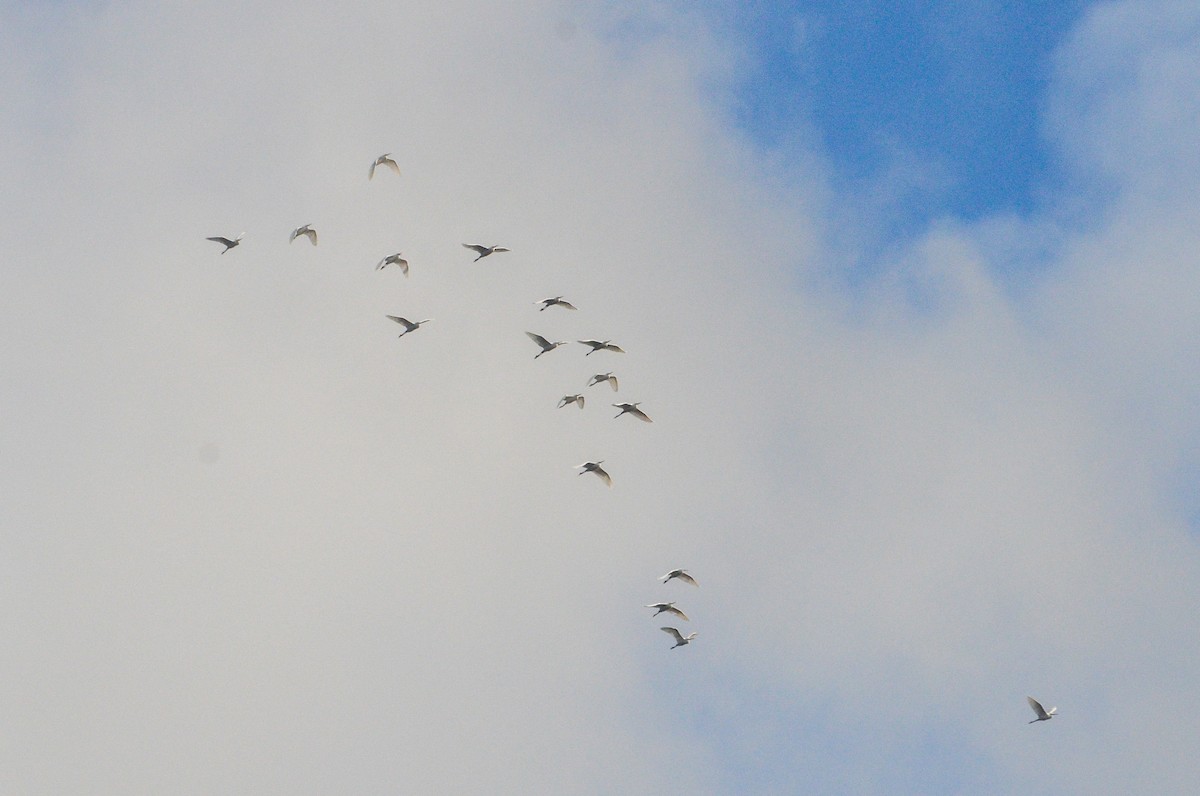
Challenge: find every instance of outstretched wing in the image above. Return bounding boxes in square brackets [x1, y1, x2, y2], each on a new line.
[463, 244, 488, 255]
[1026, 696, 1049, 720]
[526, 331, 552, 350]
[661, 627, 685, 643]
[387, 315, 417, 331]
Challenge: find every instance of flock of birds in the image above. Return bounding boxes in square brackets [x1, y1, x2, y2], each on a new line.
[206, 153, 1062, 707]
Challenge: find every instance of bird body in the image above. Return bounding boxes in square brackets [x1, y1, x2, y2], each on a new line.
[369, 153, 401, 180]
[558, 395, 585, 409]
[377, 253, 409, 275]
[206, 233, 243, 253]
[290, 224, 318, 246]
[646, 602, 689, 621]
[463, 244, 511, 261]
[579, 339, 625, 355]
[386, 315, 432, 337]
[1027, 697, 1057, 723]
[537, 296, 577, 311]
[614, 402, 653, 422]
[526, 332, 567, 358]
[576, 461, 612, 487]
[661, 627, 697, 649]
[588, 373, 618, 392]
[660, 569, 698, 587]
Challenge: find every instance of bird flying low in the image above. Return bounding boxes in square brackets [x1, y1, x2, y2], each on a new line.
[526, 332, 567, 359]
[536, 296, 577, 311]
[661, 627, 698, 649]
[462, 244, 511, 261]
[558, 394, 585, 409]
[369, 153, 401, 180]
[660, 569, 698, 587]
[576, 461, 612, 487]
[578, 339, 625, 355]
[613, 402, 652, 422]
[290, 224, 318, 246]
[588, 373, 618, 392]
[377, 253, 409, 275]
[1026, 697, 1057, 723]
[206, 233, 243, 253]
[646, 602, 689, 621]
[386, 315, 432, 337]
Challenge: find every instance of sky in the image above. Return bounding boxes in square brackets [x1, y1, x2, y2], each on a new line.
[1, 0, 1199, 793]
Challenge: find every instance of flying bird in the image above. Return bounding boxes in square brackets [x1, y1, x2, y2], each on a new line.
[660, 569, 698, 587]
[661, 627, 698, 649]
[646, 602, 690, 621]
[613, 402, 653, 422]
[290, 224, 318, 246]
[1026, 697, 1057, 723]
[386, 315, 432, 337]
[536, 296, 577, 311]
[558, 394, 585, 409]
[576, 461, 612, 487]
[206, 233, 243, 254]
[526, 332, 567, 359]
[377, 253, 409, 275]
[588, 373, 618, 392]
[369, 153, 401, 180]
[578, 339, 625, 355]
[462, 244, 511, 262]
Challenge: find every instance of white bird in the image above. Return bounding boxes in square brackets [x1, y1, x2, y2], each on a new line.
[578, 339, 625, 355]
[558, 394, 585, 409]
[369, 153, 401, 180]
[588, 373, 619, 392]
[1026, 696, 1057, 723]
[537, 296, 577, 311]
[646, 602, 689, 621]
[377, 253, 409, 275]
[660, 569, 698, 587]
[526, 332, 567, 359]
[613, 402, 652, 422]
[386, 315, 432, 337]
[576, 460, 612, 487]
[661, 627, 698, 649]
[290, 224, 318, 246]
[463, 243, 511, 261]
[206, 233, 243, 253]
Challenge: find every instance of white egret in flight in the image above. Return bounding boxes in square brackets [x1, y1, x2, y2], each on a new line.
[1026, 697, 1057, 723]
[206, 233, 243, 253]
[369, 153, 401, 179]
[462, 244, 510, 261]
[661, 627, 697, 649]
[290, 224, 318, 246]
[526, 332, 567, 359]
[537, 296, 577, 311]
[613, 402, 652, 422]
[660, 569, 698, 587]
[578, 339, 625, 355]
[576, 461, 612, 487]
[558, 395, 585, 409]
[646, 602, 689, 621]
[386, 315, 432, 338]
[377, 253, 409, 275]
[588, 373, 618, 392]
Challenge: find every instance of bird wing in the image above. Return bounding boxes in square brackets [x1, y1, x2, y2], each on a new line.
[396, 257, 409, 275]
[368, 160, 377, 179]
[629, 406, 653, 423]
[664, 605, 690, 621]
[661, 627, 685, 642]
[462, 244, 488, 255]
[604, 343, 626, 353]
[383, 158, 401, 176]
[526, 332, 552, 350]
[576, 396, 584, 409]
[591, 466, 612, 487]
[289, 228, 300, 242]
[304, 228, 318, 245]
[387, 315, 417, 331]
[206, 236, 234, 246]
[660, 570, 680, 582]
[578, 340, 601, 348]
[608, 376, 618, 391]
[492, 247, 510, 253]
[645, 603, 670, 609]
[1026, 697, 1049, 720]
[376, 256, 390, 269]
